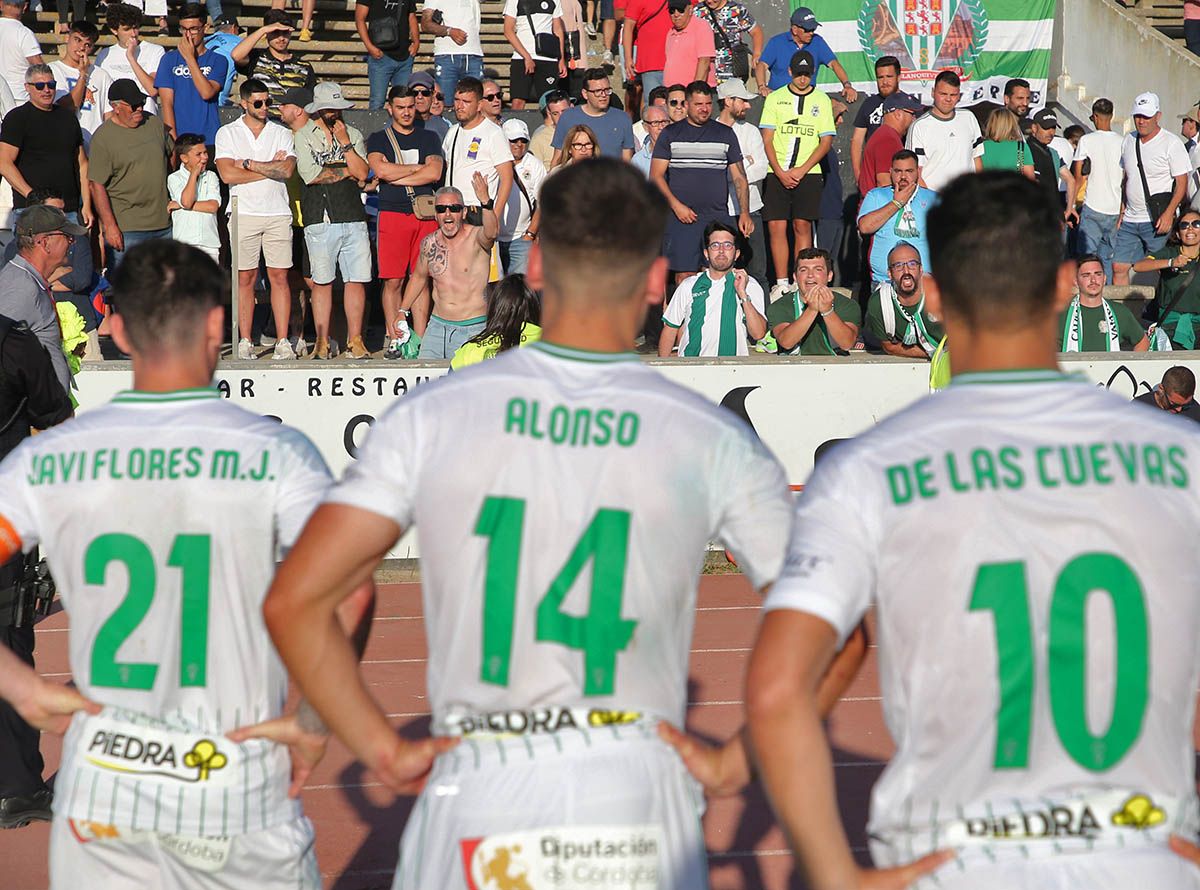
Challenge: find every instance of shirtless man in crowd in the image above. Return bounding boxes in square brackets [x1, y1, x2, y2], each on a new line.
[397, 172, 497, 359]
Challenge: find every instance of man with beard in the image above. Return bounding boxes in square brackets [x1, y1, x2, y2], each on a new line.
[864, 241, 943, 358]
[395, 171, 495, 359]
[1057, 254, 1147, 352]
[658, 221, 766, 356]
[765, 246, 859, 355]
[857, 149, 936, 284]
[716, 79, 769, 293]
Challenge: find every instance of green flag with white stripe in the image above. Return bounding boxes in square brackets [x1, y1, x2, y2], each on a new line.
[800, 0, 1055, 108]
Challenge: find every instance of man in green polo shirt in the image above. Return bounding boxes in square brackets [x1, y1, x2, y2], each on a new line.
[1058, 254, 1148, 352]
[865, 241, 943, 358]
[766, 246, 860, 355]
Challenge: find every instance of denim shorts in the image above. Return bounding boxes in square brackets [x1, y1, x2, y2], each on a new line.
[1113, 219, 1169, 265]
[419, 313, 487, 360]
[303, 221, 372, 285]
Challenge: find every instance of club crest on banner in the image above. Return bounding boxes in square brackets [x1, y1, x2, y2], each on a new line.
[857, 0, 989, 84]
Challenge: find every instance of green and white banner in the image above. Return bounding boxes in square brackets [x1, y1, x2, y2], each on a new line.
[799, 0, 1056, 107]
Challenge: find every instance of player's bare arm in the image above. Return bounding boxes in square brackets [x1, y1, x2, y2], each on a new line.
[747, 610, 950, 889]
[264, 504, 457, 794]
[0, 645, 100, 734]
[472, 171, 498, 250]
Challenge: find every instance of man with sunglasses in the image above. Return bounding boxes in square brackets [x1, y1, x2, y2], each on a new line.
[87, 78, 174, 274]
[1135, 366, 1200, 422]
[408, 70, 449, 139]
[550, 67, 633, 165]
[215, 77, 298, 360]
[480, 77, 504, 121]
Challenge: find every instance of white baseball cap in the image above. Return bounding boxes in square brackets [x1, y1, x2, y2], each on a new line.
[502, 118, 530, 141]
[1131, 92, 1160, 117]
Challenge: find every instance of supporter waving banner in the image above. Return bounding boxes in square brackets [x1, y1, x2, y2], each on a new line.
[801, 0, 1055, 107]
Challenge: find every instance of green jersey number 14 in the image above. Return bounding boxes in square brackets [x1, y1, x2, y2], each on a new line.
[970, 552, 1149, 773]
[474, 496, 637, 696]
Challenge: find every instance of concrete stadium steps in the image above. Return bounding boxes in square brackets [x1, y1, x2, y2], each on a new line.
[1122, 0, 1194, 51]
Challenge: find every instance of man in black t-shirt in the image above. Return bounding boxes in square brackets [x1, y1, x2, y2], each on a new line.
[355, 0, 419, 110]
[849, 54, 900, 182]
[230, 10, 317, 117]
[1134, 366, 1200, 424]
[365, 84, 445, 357]
[0, 62, 90, 226]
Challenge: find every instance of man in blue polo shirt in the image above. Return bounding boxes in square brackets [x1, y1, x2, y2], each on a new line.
[154, 3, 228, 142]
[756, 6, 856, 100]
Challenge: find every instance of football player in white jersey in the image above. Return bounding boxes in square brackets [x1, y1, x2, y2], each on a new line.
[0, 240, 378, 889]
[262, 159, 796, 890]
[748, 171, 1200, 889]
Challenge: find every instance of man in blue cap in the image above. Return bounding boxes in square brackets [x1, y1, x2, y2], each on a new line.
[756, 6, 856, 100]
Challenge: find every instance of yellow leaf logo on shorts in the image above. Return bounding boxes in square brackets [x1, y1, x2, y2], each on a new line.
[1111, 793, 1165, 830]
[183, 740, 228, 782]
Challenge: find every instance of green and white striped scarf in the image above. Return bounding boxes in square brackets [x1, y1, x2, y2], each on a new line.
[1061, 296, 1119, 352]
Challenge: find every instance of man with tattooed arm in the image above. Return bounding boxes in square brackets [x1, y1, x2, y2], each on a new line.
[395, 171, 497, 359]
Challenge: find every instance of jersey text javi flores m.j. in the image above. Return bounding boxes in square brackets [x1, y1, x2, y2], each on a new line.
[23, 445, 278, 486]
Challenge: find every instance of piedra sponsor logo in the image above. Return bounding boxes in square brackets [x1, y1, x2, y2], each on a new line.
[461, 825, 661, 889]
[86, 731, 228, 783]
[451, 707, 642, 737]
[954, 793, 1169, 843]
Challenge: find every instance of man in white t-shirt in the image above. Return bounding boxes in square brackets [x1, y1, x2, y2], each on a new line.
[1113, 91, 1191, 285]
[95, 3, 163, 116]
[498, 117, 544, 275]
[718, 79, 769, 293]
[0, 0, 40, 106]
[421, 0, 484, 108]
[442, 75, 513, 216]
[50, 20, 111, 149]
[905, 70, 982, 191]
[1073, 97, 1125, 282]
[659, 220, 766, 356]
[502, 0, 565, 110]
[747, 169, 1200, 890]
[214, 77, 298, 361]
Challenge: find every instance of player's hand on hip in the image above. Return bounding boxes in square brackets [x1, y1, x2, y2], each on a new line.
[227, 714, 330, 799]
[16, 676, 100, 734]
[656, 722, 750, 798]
[1170, 834, 1200, 868]
[855, 850, 955, 888]
[373, 736, 460, 795]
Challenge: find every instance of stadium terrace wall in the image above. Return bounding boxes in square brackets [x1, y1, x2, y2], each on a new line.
[74, 354, 1184, 555]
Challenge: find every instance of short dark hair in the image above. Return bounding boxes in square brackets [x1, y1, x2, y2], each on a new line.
[25, 186, 63, 205]
[178, 2, 207, 21]
[110, 240, 228, 355]
[1004, 78, 1030, 97]
[934, 69, 961, 90]
[387, 84, 413, 102]
[646, 86, 669, 105]
[455, 76, 483, 99]
[1092, 97, 1114, 117]
[68, 20, 99, 41]
[263, 8, 293, 27]
[927, 171, 1062, 328]
[874, 55, 901, 75]
[891, 148, 918, 165]
[703, 220, 737, 247]
[795, 246, 831, 272]
[174, 132, 206, 160]
[240, 78, 269, 100]
[1076, 253, 1104, 271]
[106, 2, 144, 31]
[582, 68, 608, 90]
[684, 80, 713, 99]
[539, 158, 667, 304]
[666, 83, 687, 96]
[1063, 124, 1085, 142]
[1163, 366, 1197, 400]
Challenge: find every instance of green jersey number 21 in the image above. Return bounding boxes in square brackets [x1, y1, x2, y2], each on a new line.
[474, 496, 637, 696]
[970, 552, 1149, 773]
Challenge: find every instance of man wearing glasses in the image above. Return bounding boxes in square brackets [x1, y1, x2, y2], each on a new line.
[864, 241, 943, 359]
[408, 70, 449, 139]
[550, 67, 633, 166]
[480, 77, 503, 122]
[0, 204, 86, 394]
[0, 63, 91, 234]
[632, 103, 668, 176]
[1135, 366, 1200, 423]
[87, 79, 175, 274]
[153, 4, 227, 142]
[215, 77, 298, 361]
[857, 148, 935, 284]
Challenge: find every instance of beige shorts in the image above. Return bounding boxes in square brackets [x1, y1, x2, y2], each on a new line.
[235, 214, 292, 272]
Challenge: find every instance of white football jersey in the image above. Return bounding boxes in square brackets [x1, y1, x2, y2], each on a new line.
[0, 388, 331, 836]
[766, 369, 1200, 868]
[327, 341, 792, 733]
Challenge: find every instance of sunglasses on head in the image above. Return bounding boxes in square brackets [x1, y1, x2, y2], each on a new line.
[252, 97, 272, 108]
[435, 203, 464, 213]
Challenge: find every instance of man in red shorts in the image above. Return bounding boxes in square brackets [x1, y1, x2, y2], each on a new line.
[366, 84, 446, 357]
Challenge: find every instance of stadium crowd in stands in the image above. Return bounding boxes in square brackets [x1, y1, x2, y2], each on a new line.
[0, 0, 1194, 378]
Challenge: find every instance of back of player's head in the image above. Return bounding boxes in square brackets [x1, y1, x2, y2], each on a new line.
[538, 158, 666, 305]
[927, 171, 1062, 328]
[1163, 366, 1196, 400]
[110, 240, 227, 355]
[1091, 97, 1113, 117]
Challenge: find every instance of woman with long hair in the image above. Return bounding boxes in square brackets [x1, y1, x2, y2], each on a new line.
[979, 108, 1035, 179]
[450, 274, 543, 368]
[556, 124, 601, 170]
[1134, 208, 1200, 348]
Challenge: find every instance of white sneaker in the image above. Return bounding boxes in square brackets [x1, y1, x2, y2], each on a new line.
[294, 337, 308, 358]
[259, 334, 277, 347]
[237, 338, 257, 360]
[585, 21, 597, 38]
[602, 50, 614, 65]
[768, 282, 794, 304]
[272, 338, 296, 360]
